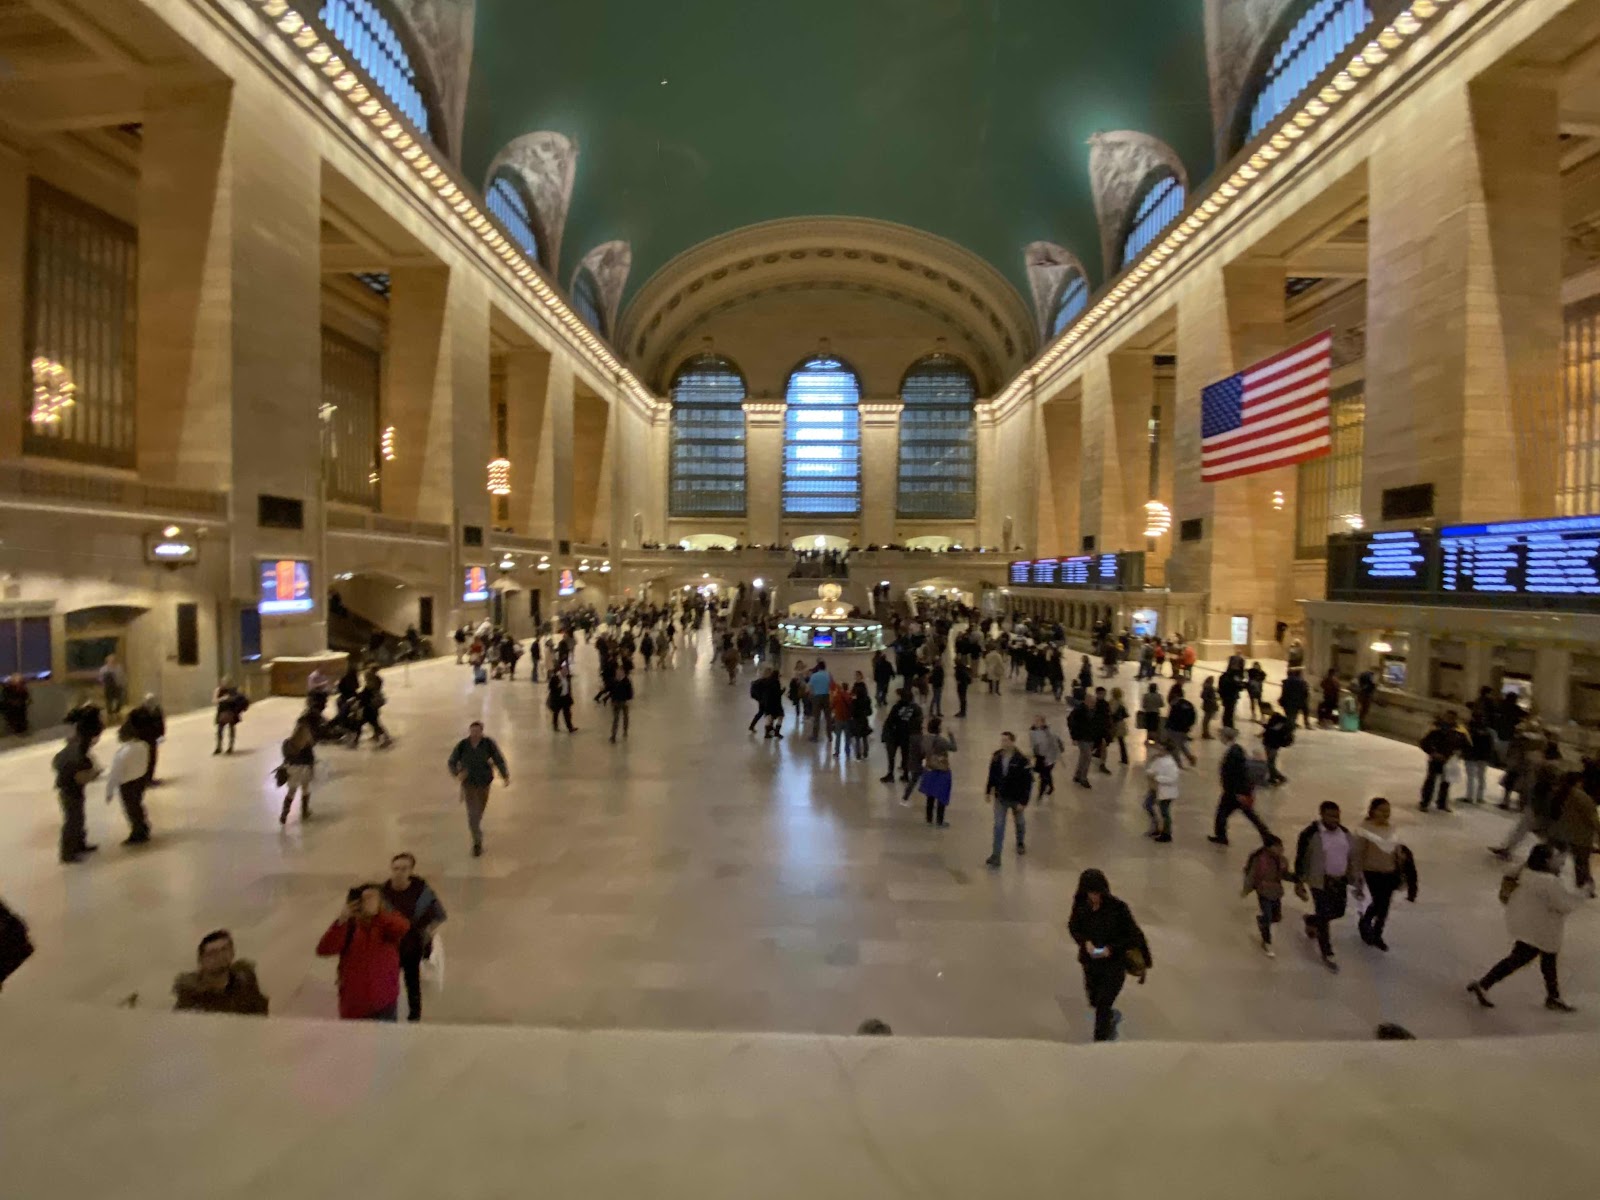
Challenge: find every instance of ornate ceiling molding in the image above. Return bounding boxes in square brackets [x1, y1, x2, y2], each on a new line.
[1023, 241, 1088, 342]
[389, 0, 476, 163]
[619, 216, 1036, 395]
[1204, 0, 1407, 160]
[1088, 131, 1189, 281]
[574, 240, 633, 334]
[486, 131, 579, 274]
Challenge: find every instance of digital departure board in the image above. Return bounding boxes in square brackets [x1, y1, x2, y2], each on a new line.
[1440, 515, 1600, 600]
[1005, 552, 1146, 592]
[1326, 515, 1600, 612]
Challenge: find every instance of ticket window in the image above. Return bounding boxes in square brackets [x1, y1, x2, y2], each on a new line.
[1429, 640, 1468, 702]
[1371, 632, 1409, 689]
[1490, 647, 1536, 698]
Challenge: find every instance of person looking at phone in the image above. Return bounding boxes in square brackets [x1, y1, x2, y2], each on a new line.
[315, 883, 408, 1021]
[1067, 869, 1152, 1042]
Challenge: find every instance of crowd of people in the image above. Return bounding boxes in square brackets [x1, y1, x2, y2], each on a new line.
[0, 594, 1591, 1044]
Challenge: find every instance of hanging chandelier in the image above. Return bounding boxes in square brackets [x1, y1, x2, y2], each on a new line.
[487, 458, 511, 495]
[30, 357, 76, 426]
[1142, 500, 1172, 539]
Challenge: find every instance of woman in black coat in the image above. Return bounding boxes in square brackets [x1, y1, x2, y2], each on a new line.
[1066, 868, 1151, 1042]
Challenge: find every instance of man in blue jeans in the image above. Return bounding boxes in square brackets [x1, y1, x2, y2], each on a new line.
[806, 659, 833, 742]
[985, 731, 1033, 868]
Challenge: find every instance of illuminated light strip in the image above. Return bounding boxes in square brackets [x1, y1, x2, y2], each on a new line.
[243, 0, 662, 413]
[992, 0, 1461, 414]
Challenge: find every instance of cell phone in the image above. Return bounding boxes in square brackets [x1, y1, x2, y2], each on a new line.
[1089, 945, 1109, 958]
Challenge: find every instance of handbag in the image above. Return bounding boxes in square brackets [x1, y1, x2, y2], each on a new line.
[272, 764, 289, 788]
[1498, 873, 1520, 905]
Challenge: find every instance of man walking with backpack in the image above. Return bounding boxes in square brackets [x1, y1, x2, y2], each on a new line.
[1261, 701, 1293, 785]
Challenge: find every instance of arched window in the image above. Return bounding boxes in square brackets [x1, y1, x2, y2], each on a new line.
[1121, 173, 1186, 267]
[486, 168, 542, 263]
[1246, 0, 1374, 144]
[783, 355, 861, 516]
[571, 266, 605, 336]
[1049, 272, 1090, 338]
[898, 354, 976, 519]
[318, 0, 437, 138]
[669, 354, 747, 517]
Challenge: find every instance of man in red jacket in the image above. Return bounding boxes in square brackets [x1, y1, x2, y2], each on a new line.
[316, 883, 409, 1020]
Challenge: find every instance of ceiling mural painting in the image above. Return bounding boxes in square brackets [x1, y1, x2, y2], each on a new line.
[463, 0, 1214, 314]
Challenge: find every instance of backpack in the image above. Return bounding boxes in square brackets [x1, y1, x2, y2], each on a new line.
[0, 900, 34, 989]
[750, 681, 761, 701]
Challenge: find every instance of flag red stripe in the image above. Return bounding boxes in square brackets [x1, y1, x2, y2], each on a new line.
[1203, 398, 1329, 454]
[1203, 419, 1330, 469]
[1201, 439, 1331, 482]
[1240, 332, 1333, 384]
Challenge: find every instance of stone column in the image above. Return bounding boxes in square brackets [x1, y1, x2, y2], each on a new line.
[974, 403, 1001, 549]
[1079, 351, 1152, 555]
[0, 141, 26, 459]
[502, 347, 551, 534]
[858, 402, 902, 546]
[571, 387, 610, 545]
[742, 402, 785, 546]
[136, 83, 243, 493]
[1169, 260, 1295, 657]
[1038, 390, 1081, 556]
[1364, 70, 1561, 524]
[1532, 647, 1569, 725]
[382, 266, 453, 525]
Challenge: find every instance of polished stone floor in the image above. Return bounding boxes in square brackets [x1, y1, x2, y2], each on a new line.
[0, 628, 1592, 1043]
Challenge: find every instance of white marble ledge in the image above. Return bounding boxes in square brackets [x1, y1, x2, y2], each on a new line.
[0, 1003, 1592, 1199]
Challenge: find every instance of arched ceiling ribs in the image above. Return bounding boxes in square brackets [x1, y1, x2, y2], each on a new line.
[1023, 242, 1089, 343]
[388, 0, 476, 163]
[485, 131, 579, 276]
[574, 241, 633, 336]
[1087, 131, 1189, 279]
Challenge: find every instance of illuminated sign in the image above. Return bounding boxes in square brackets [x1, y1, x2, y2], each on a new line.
[1006, 553, 1146, 592]
[259, 560, 313, 615]
[557, 568, 576, 597]
[463, 566, 489, 603]
[145, 534, 197, 565]
[1358, 531, 1428, 586]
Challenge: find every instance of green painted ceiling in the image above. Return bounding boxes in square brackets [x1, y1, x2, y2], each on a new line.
[463, 0, 1215, 308]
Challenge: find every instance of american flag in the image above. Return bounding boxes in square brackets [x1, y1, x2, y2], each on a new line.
[1200, 332, 1333, 483]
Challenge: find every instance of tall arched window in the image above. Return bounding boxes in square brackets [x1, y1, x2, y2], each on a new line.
[898, 354, 977, 519]
[670, 354, 747, 517]
[571, 266, 605, 336]
[486, 168, 542, 263]
[783, 355, 861, 516]
[1049, 272, 1090, 338]
[317, 0, 438, 138]
[1121, 173, 1186, 267]
[1246, 0, 1374, 144]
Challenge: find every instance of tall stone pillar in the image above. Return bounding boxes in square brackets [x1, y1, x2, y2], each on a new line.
[1080, 351, 1153, 554]
[137, 83, 240, 493]
[0, 142, 26, 460]
[1038, 391, 1081, 556]
[1170, 261, 1295, 657]
[859, 402, 902, 546]
[975, 403, 1001, 549]
[529, 355, 573, 551]
[502, 347, 551, 534]
[1364, 70, 1561, 524]
[742, 402, 785, 546]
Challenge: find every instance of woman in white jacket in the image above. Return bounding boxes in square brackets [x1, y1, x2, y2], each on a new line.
[104, 723, 151, 845]
[1142, 740, 1181, 843]
[1468, 844, 1586, 1011]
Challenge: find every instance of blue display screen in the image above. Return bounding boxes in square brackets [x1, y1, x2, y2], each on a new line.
[1440, 515, 1600, 599]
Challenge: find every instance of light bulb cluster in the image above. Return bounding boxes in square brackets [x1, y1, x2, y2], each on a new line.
[380, 425, 397, 461]
[1142, 499, 1172, 539]
[995, 0, 1460, 415]
[30, 356, 76, 426]
[247, 0, 659, 414]
[487, 457, 511, 495]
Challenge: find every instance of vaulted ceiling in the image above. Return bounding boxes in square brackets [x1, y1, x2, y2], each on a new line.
[461, 0, 1215, 311]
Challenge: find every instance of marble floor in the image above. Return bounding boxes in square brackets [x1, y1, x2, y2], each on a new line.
[0, 629, 1593, 1044]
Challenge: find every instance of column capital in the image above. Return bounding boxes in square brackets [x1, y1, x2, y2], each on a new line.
[858, 402, 904, 426]
[741, 400, 786, 426]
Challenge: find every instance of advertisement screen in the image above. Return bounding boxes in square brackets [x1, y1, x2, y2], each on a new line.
[463, 566, 489, 603]
[558, 568, 577, 597]
[259, 560, 314, 615]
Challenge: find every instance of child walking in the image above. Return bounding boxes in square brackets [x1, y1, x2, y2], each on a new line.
[1242, 836, 1292, 958]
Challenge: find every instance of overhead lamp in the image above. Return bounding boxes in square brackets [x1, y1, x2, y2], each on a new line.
[499, 556, 515, 571]
[1342, 512, 1366, 531]
[753, 577, 765, 589]
[1371, 640, 1393, 654]
[599, 561, 612, 574]
[1271, 490, 1286, 511]
[487, 458, 511, 495]
[162, 525, 181, 539]
[1143, 500, 1172, 539]
[380, 425, 397, 462]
